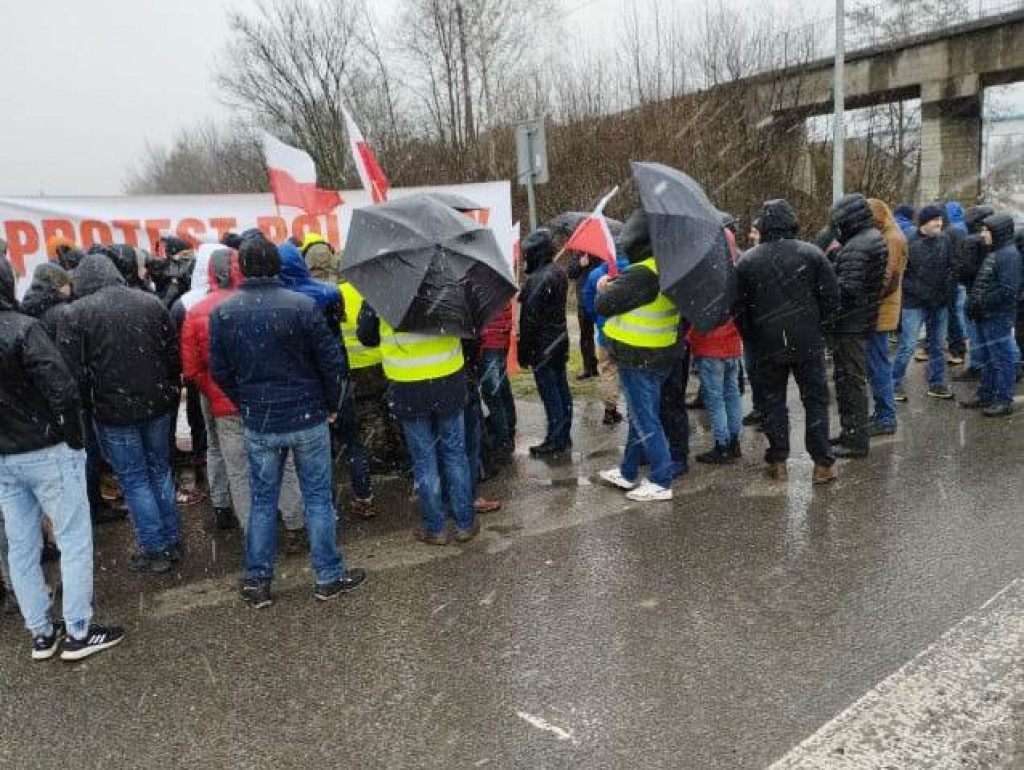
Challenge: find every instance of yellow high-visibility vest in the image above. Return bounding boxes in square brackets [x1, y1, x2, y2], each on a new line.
[338, 283, 383, 370]
[378, 317, 464, 383]
[603, 257, 680, 349]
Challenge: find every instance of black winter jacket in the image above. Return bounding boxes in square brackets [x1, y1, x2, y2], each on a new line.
[0, 258, 83, 455]
[956, 234, 988, 287]
[356, 302, 466, 421]
[59, 255, 181, 427]
[903, 231, 954, 309]
[735, 237, 839, 364]
[20, 280, 70, 340]
[968, 215, 1022, 319]
[518, 231, 569, 369]
[827, 194, 887, 334]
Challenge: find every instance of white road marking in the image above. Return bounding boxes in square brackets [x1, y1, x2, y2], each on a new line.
[515, 711, 576, 743]
[768, 578, 1024, 769]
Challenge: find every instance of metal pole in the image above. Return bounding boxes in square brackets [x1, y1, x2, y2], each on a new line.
[525, 127, 539, 232]
[833, 0, 845, 204]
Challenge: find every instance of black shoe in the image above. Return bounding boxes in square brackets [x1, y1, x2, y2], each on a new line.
[602, 408, 623, 425]
[927, 385, 954, 400]
[869, 423, 897, 437]
[31, 621, 66, 661]
[982, 404, 1014, 418]
[314, 568, 367, 601]
[576, 371, 597, 381]
[60, 625, 126, 661]
[741, 410, 763, 427]
[728, 438, 742, 459]
[91, 505, 125, 525]
[164, 544, 182, 563]
[829, 434, 853, 446]
[696, 445, 738, 465]
[128, 551, 171, 574]
[240, 579, 273, 609]
[214, 507, 237, 530]
[833, 445, 869, 459]
[960, 399, 991, 410]
[685, 396, 705, 410]
[535, 443, 570, 457]
[528, 442, 551, 457]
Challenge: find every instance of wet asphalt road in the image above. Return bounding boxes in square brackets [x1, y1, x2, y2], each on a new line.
[1, 363, 1023, 769]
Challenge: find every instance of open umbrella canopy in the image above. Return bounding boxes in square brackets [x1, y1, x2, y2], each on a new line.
[340, 193, 516, 337]
[549, 211, 623, 238]
[630, 162, 735, 334]
[424, 191, 485, 213]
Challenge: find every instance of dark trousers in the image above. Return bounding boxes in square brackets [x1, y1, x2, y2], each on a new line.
[578, 311, 598, 375]
[82, 411, 105, 516]
[758, 354, 834, 467]
[533, 362, 572, 448]
[186, 386, 207, 457]
[744, 346, 766, 415]
[660, 355, 690, 469]
[829, 333, 870, 451]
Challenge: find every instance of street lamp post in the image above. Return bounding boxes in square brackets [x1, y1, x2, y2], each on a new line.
[833, 0, 846, 204]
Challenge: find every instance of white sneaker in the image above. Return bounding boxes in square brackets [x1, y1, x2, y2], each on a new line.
[599, 468, 638, 490]
[626, 480, 673, 502]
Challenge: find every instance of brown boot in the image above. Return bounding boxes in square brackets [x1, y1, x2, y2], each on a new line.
[765, 462, 788, 481]
[812, 464, 838, 485]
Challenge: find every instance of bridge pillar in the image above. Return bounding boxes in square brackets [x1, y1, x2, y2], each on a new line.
[919, 78, 982, 204]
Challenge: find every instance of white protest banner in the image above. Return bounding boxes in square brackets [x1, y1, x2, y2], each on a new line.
[0, 181, 513, 295]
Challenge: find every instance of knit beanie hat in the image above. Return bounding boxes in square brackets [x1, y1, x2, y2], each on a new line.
[917, 204, 945, 227]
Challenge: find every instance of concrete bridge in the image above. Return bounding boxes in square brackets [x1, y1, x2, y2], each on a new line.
[750, 9, 1024, 203]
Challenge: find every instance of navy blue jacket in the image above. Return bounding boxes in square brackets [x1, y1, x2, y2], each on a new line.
[209, 277, 346, 434]
[903, 231, 954, 309]
[968, 216, 1022, 319]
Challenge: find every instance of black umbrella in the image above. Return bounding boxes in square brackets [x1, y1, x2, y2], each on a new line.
[340, 193, 516, 337]
[549, 211, 623, 238]
[425, 191, 485, 212]
[630, 162, 734, 334]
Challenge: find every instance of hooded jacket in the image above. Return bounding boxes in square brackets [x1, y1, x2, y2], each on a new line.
[893, 207, 917, 240]
[171, 243, 229, 331]
[59, 255, 181, 426]
[956, 205, 996, 287]
[903, 229, 954, 309]
[20, 263, 71, 339]
[209, 261, 346, 435]
[734, 200, 840, 363]
[827, 194, 888, 334]
[301, 235, 338, 283]
[867, 199, 908, 333]
[181, 250, 244, 418]
[0, 256, 83, 455]
[518, 229, 569, 369]
[279, 241, 344, 334]
[968, 214, 1022, 319]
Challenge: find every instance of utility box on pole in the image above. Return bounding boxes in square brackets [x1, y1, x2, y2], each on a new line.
[516, 118, 548, 233]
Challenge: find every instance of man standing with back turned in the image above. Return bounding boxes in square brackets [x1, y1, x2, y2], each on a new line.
[210, 234, 366, 609]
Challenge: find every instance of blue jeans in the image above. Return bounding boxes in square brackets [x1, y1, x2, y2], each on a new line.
[974, 312, 1017, 405]
[533, 362, 572, 447]
[696, 357, 742, 446]
[619, 366, 675, 489]
[0, 444, 93, 639]
[402, 411, 475, 534]
[97, 412, 180, 555]
[244, 422, 343, 584]
[892, 307, 948, 389]
[481, 349, 516, 451]
[866, 331, 897, 428]
[332, 383, 372, 502]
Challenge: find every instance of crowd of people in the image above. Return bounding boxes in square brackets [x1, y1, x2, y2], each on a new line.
[1, 188, 1022, 662]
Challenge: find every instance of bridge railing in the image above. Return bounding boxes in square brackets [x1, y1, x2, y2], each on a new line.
[754, 0, 1024, 74]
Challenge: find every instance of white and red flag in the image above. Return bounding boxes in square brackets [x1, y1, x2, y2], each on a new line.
[260, 133, 342, 217]
[341, 105, 389, 204]
[564, 186, 620, 276]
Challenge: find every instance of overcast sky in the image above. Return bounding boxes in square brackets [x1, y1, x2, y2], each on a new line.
[0, 0, 806, 196]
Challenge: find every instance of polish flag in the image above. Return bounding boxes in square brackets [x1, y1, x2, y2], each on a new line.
[260, 133, 342, 217]
[341, 105, 389, 204]
[564, 186, 620, 277]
